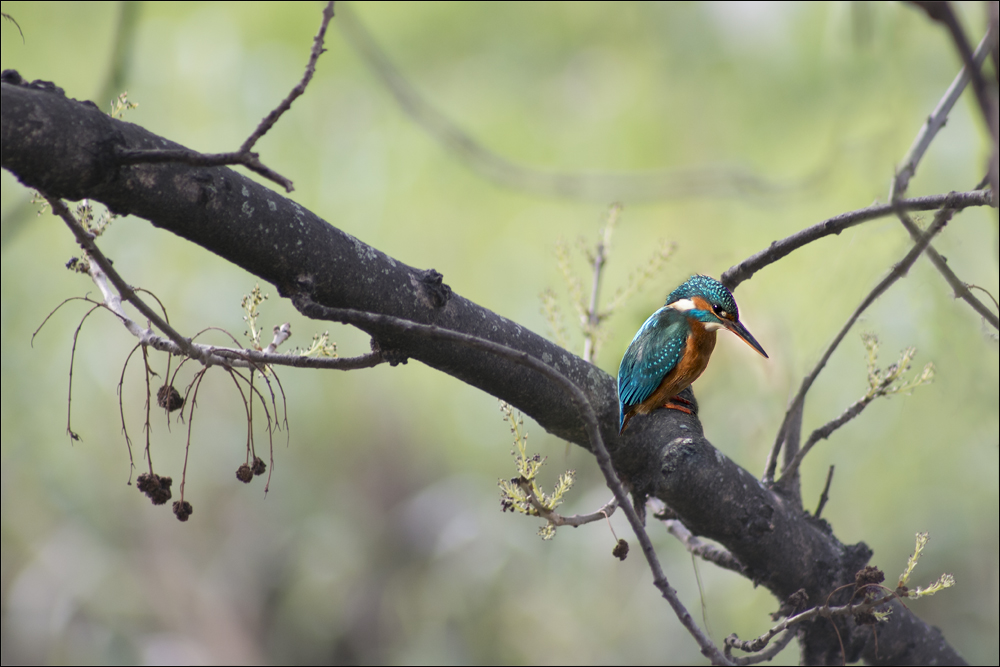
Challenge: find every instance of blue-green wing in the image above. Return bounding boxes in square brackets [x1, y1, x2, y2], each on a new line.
[618, 308, 689, 426]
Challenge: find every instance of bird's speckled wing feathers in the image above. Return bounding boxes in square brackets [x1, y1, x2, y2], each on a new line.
[617, 307, 688, 414]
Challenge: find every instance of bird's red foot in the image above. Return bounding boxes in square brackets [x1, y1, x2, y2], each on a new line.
[663, 395, 694, 415]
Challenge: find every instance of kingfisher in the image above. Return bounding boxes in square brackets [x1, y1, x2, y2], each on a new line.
[617, 275, 768, 433]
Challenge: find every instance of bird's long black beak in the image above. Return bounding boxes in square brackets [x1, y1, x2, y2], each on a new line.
[725, 319, 768, 358]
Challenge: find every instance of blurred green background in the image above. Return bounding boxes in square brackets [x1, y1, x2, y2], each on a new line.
[2, 2, 997, 664]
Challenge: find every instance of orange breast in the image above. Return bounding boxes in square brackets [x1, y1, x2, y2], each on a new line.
[634, 322, 718, 418]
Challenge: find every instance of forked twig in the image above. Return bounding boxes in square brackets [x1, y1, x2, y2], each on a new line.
[763, 207, 954, 484]
[116, 2, 336, 192]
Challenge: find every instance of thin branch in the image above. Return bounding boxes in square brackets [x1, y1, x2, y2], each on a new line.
[910, 3, 998, 144]
[814, 465, 835, 520]
[720, 190, 992, 291]
[115, 1, 336, 192]
[663, 519, 746, 575]
[968, 283, 999, 311]
[778, 397, 873, 491]
[66, 304, 102, 441]
[581, 204, 618, 362]
[519, 483, 619, 528]
[240, 1, 334, 153]
[2, 12, 25, 43]
[117, 342, 142, 472]
[175, 368, 208, 520]
[888, 28, 999, 330]
[726, 629, 797, 666]
[891, 206, 998, 329]
[779, 338, 933, 489]
[292, 294, 731, 665]
[763, 207, 954, 484]
[890, 28, 994, 199]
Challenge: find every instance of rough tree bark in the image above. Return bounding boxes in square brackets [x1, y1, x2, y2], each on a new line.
[1, 72, 971, 665]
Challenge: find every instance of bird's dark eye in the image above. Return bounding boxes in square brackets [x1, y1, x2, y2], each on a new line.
[713, 304, 728, 318]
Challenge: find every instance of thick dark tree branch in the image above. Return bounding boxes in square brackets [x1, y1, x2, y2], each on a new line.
[1, 75, 967, 665]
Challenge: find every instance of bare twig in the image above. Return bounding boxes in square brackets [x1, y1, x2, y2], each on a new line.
[240, 2, 334, 153]
[725, 628, 797, 666]
[890, 29, 993, 198]
[292, 294, 731, 665]
[778, 337, 933, 489]
[663, 519, 746, 575]
[763, 208, 954, 484]
[581, 204, 619, 362]
[720, 190, 992, 291]
[888, 28, 999, 330]
[814, 465, 835, 520]
[968, 284, 999, 311]
[892, 206, 999, 330]
[117, 342, 142, 471]
[65, 305, 102, 441]
[140, 344, 154, 470]
[779, 399, 876, 491]
[910, 3, 998, 144]
[518, 483, 619, 528]
[115, 1, 336, 192]
[176, 368, 208, 520]
[1, 12, 24, 43]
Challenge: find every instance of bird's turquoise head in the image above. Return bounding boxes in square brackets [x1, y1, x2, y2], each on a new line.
[667, 275, 768, 359]
[666, 275, 739, 317]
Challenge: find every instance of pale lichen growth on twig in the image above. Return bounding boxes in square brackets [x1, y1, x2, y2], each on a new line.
[497, 401, 576, 540]
[861, 332, 935, 399]
[109, 91, 138, 119]
[242, 284, 269, 351]
[898, 532, 955, 599]
[297, 330, 338, 358]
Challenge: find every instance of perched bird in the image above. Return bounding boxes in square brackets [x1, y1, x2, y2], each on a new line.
[617, 275, 767, 433]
